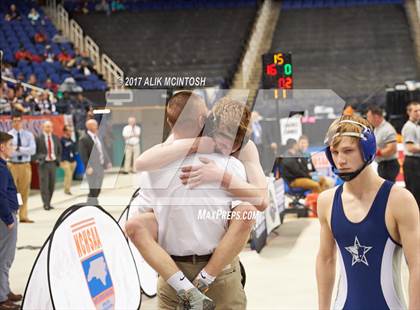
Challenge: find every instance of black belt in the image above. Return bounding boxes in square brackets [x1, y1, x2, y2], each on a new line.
[171, 254, 212, 263]
[10, 162, 30, 164]
[404, 156, 420, 160]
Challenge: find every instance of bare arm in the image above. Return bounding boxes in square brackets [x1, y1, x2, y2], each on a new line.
[135, 136, 215, 171]
[223, 141, 268, 211]
[379, 142, 397, 157]
[316, 189, 337, 310]
[405, 142, 420, 154]
[391, 188, 420, 310]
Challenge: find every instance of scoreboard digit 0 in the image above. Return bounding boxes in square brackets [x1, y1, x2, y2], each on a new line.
[262, 52, 293, 98]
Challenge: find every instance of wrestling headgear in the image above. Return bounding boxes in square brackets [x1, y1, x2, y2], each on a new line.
[324, 119, 376, 182]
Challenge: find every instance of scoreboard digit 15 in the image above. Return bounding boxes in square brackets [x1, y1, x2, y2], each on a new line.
[262, 52, 293, 99]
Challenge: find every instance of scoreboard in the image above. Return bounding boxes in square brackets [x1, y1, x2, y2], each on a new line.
[262, 52, 293, 99]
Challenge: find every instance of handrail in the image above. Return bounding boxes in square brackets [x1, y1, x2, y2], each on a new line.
[43, 0, 125, 88]
[101, 54, 124, 89]
[84, 36, 101, 72]
[57, 5, 70, 38]
[69, 20, 84, 51]
[2, 76, 55, 100]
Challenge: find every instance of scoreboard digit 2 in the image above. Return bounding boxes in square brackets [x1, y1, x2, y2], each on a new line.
[262, 52, 293, 98]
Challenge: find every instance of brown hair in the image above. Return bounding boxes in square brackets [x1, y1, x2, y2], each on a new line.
[326, 114, 373, 149]
[0, 132, 13, 145]
[366, 105, 383, 116]
[212, 97, 252, 148]
[406, 101, 420, 114]
[166, 91, 207, 128]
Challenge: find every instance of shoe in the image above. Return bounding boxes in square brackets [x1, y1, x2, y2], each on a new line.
[64, 191, 72, 195]
[193, 278, 210, 294]
[176, 287, 215, 310]
[7, 292, 22, 302]
[20, 219, 34, 223]
[0, 300, 19, 310]
[121, 171, 129, 175]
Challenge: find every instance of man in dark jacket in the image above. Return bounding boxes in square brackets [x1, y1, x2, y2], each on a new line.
[78, 119, 111, 205]
[35, 121, 62, 210]
[282, 138, 325, 193]
[0, 132, 21, 310]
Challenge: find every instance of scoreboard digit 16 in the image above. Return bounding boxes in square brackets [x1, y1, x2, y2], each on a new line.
[262, 52, 293, 99]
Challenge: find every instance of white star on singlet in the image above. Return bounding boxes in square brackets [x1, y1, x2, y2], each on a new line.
[345, 236, 372, 266]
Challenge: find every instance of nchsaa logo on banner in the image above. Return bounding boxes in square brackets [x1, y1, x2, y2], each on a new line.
[71, 218, 116, 310]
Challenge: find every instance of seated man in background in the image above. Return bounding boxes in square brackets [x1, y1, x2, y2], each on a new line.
[282, 138, 329, 193]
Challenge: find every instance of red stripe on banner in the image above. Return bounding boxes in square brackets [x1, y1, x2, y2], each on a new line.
[93, 287, 115, 304]
[81, 250, 103, 261]
[71, 218, 95, 229]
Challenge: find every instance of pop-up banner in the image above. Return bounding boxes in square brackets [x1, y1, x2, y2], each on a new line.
[118, 188, 158, 298]
[22, 204, 141, 310]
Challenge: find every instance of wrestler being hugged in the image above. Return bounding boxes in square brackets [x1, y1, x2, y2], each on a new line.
[126, 92, 268, 310]
[316, 114, 419, 310]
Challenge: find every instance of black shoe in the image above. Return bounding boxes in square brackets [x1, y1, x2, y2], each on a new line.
[43, 205, 49, 210]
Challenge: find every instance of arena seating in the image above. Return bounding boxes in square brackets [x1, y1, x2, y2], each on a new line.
[0, 0, 107, 91]
[64, 0, 257, 12]
[71, 3, 257, 88]
[282, 0, 403, 10]
[270, 3, 418, 103]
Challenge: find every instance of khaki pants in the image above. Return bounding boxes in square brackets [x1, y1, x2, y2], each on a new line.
[290, 176, 330, 193]
[158, 257, 246, 310]
[60, 161, 76, 192]
[124, 144, 140, 173]
[8, 163, 31, 221]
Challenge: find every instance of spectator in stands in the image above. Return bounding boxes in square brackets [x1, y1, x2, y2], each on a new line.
[77, 59, 94, 76]
[43, 45, 55, 63]
[57, 48, 73, 67]
[55, 92, 74, 114]
[27, 74, 38, 87]
[7, 4, 21, 21]
[35, 121, 62, 211]
[52, 30, 71, 44]
[366, 105, 400, 182]
[111, 0, 125, 12]
[0, 131, 22, 310]
[8, 113, 36, 224]
[14, 47, 29, 62]
[282, 138, 328, 193]
[1, 64, 14, 80]
[34, 31, 48, 45]
[23, 90, 38, 115]
[34, 92, 56, 115]
[0, 87, 11, 115]
[60, 125, 78, 195]
[401, 101, 420, 208]
[15, 74, 25, 84]
[96, 0, 111, 15]
[7, 89, 25, 115]
[73, 94, 93, 138]
[79, 1, 90, 14]
[58, 77, 82, 93]
[14, 47, 42, 64]
[43, 78, 58, 94]
[27, 8, 40, 24]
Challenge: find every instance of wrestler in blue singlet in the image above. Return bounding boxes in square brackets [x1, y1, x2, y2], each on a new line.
[331, 180, 406, 310]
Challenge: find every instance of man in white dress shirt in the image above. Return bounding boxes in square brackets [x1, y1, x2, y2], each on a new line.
[122, 117, 141, 174]
[127, 93, 265, 309]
